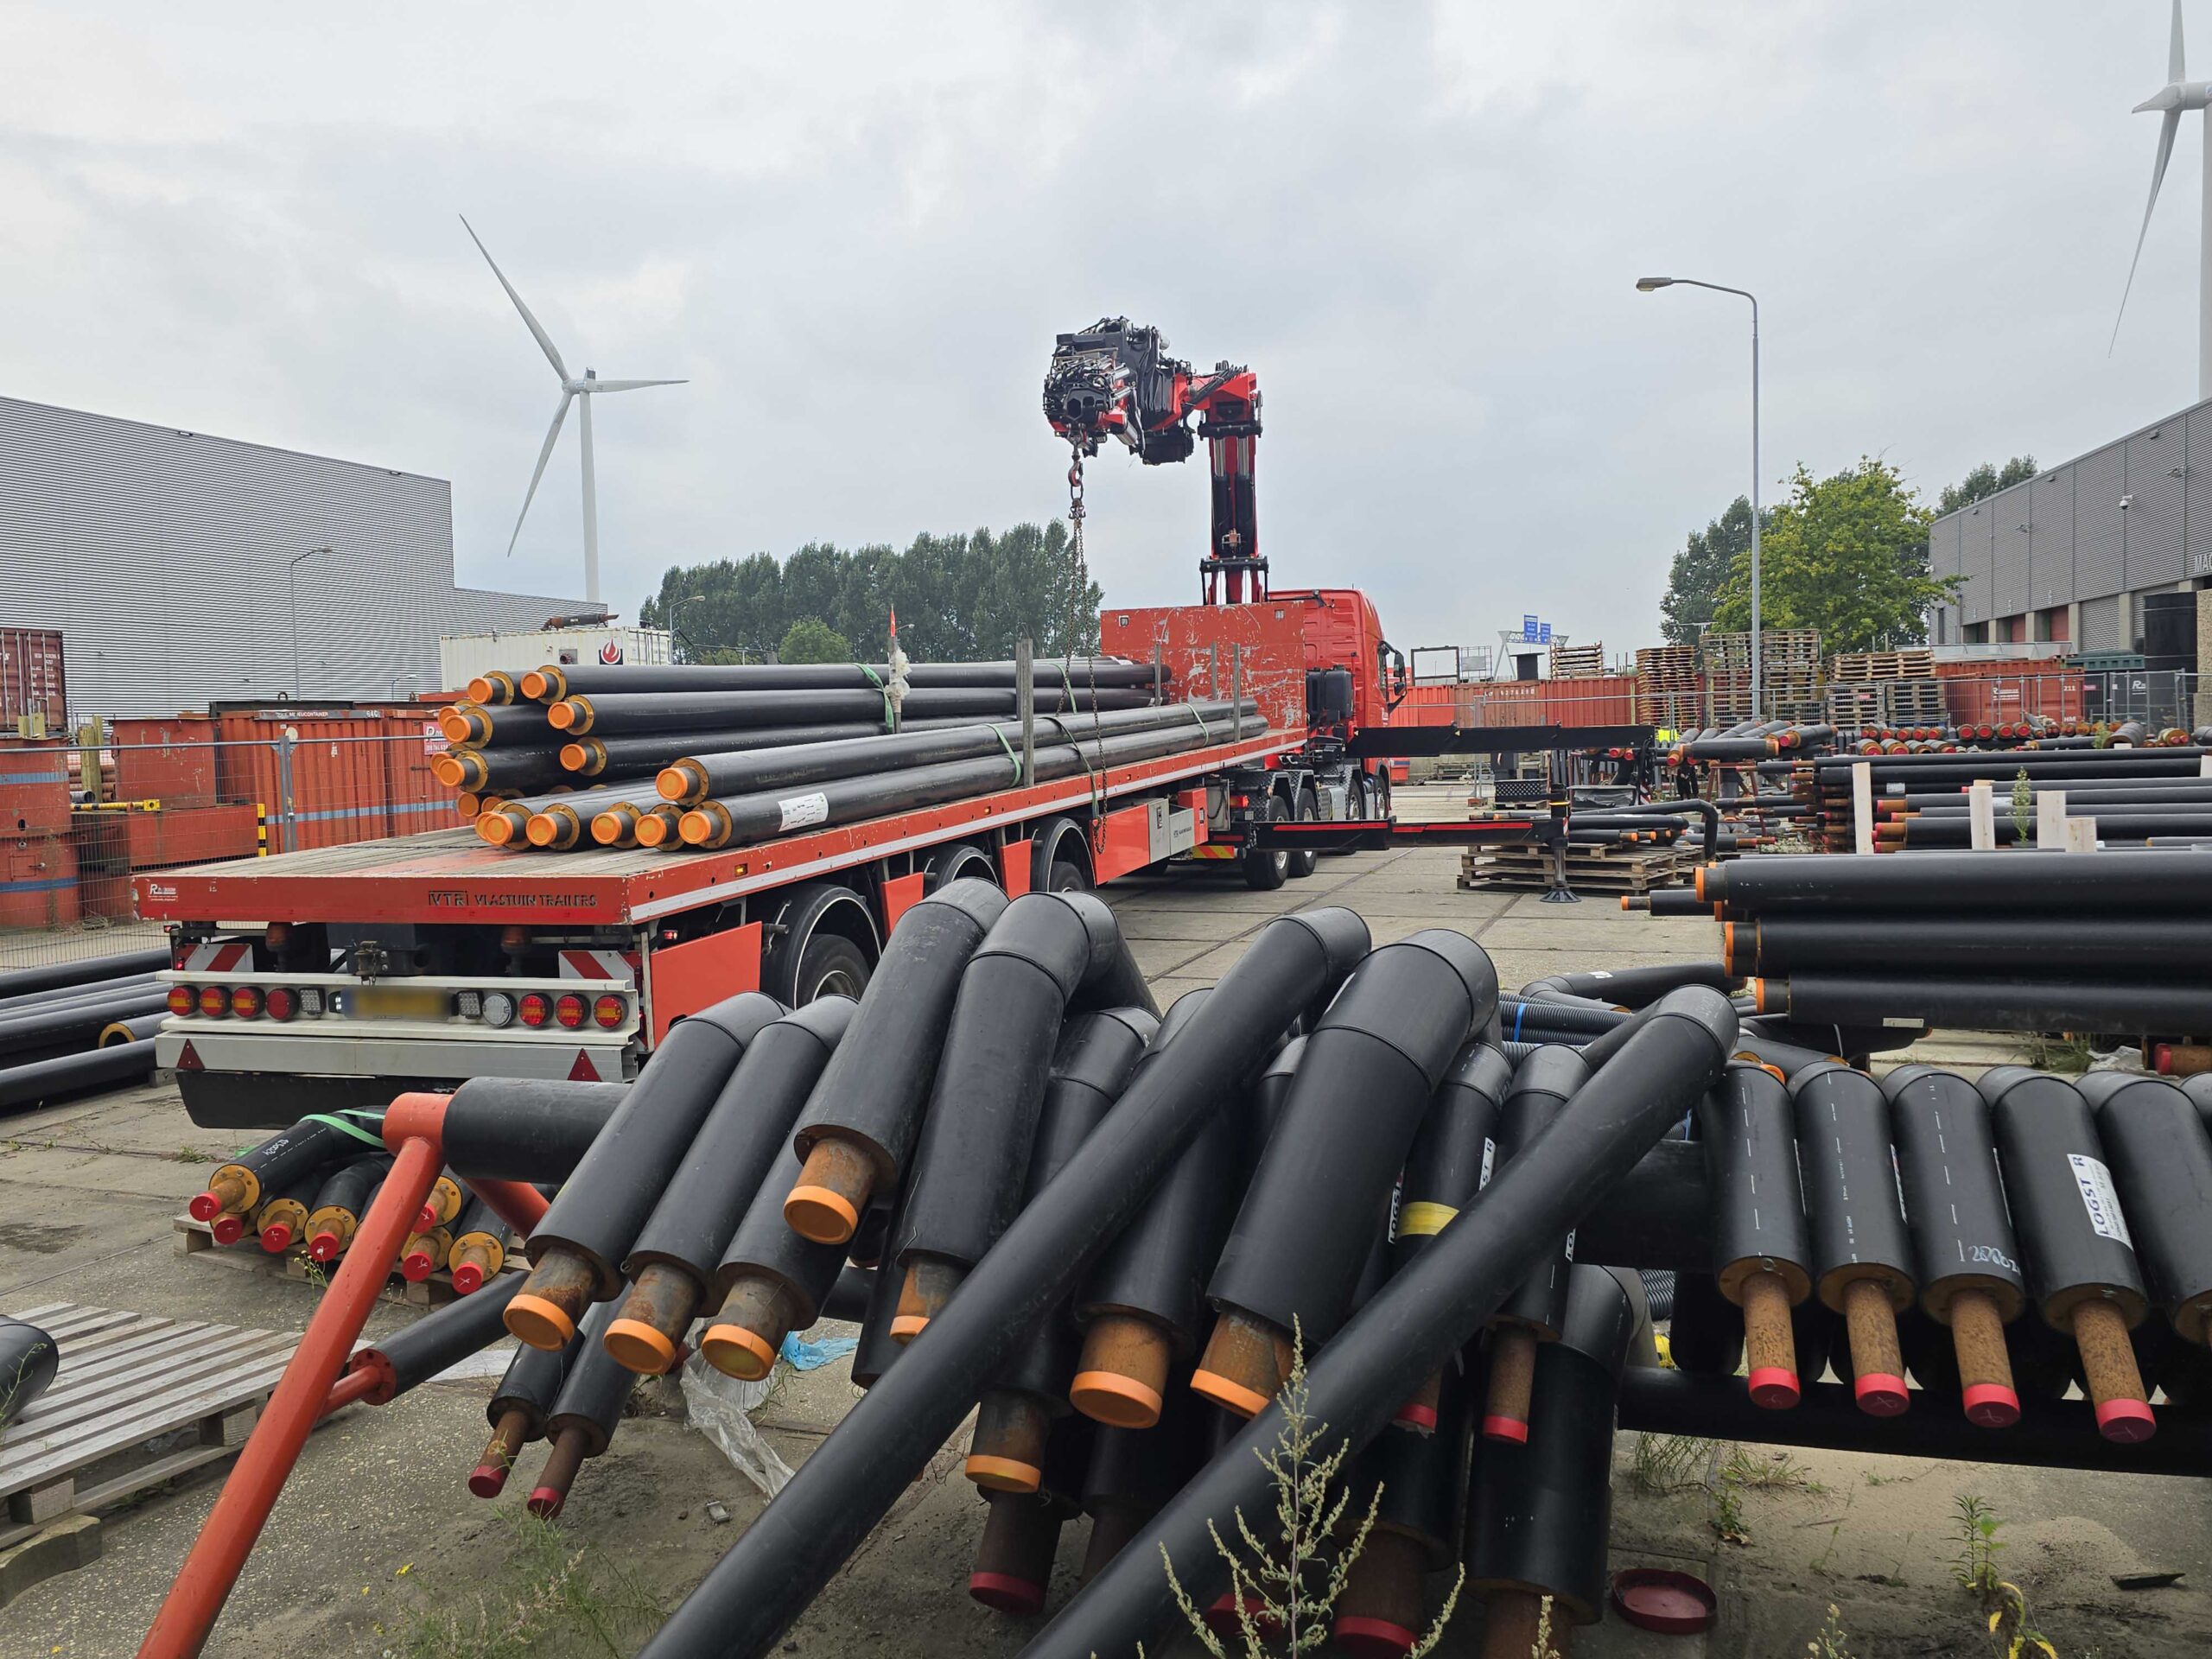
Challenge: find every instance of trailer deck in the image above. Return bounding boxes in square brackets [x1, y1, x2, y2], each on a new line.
[133, 729, 1295, 926]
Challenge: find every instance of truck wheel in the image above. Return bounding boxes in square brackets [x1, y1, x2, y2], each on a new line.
[1286, 790, 1319, 879]
[762, 885, 879, 1005]
[923, 841, 997, 893]
[785, 931, 872, 1003]
[1044, 858, 1090, 893]
[1243, 796, 1289, 891]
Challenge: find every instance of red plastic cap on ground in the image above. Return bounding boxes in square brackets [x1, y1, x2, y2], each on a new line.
[1480, 1414, 1530, 1444]
[467, 1463, 508, 1499]
[968, 1572, 1046, 1616]
[1961, 1382, 2021, 1429]
[1853, 1371, 1910, 1417]
[1747, 1367, 1801, 1410]
[2094, 1396, 2157, 1444]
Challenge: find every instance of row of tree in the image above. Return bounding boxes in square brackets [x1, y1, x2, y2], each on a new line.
[1659, 455, 2037, 654]
[636, 521, 1103, 665]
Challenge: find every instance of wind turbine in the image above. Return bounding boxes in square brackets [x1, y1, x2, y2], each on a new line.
[461, 215, 685, 603]
[2114, 0, 2212, 398]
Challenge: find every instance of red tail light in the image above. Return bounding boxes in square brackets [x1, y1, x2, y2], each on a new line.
[198, 985, 229, 1017]
[231, 986, 263, 1018]
[592, 994, 627, 1029]
[554, 993, 588, 1030]
[265, 987, 298, 1021]
[518, 992, 551, 1029]
[167, 986, 196, 1016]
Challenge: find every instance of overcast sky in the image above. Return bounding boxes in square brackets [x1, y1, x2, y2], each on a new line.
[3, 3, 2202, 664]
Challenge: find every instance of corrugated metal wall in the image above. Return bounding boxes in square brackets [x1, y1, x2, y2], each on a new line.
[0, 397, 594, 718]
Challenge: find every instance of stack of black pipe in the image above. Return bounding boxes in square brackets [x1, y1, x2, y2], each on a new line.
[1701, 849, 2212, 1039]
[0, 945, 172, 1110]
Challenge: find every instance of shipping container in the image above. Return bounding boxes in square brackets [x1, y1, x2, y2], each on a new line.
[0, 738, 72, 836]
[436, 626, 673, 695]
[110, 716, 219, 807]
[0, 833, 76, 928]
[0, 627, 66, 736]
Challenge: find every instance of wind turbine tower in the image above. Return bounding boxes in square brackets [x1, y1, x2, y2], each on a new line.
[461, 216, 685, 604]
[2116, 1, 2212, 399]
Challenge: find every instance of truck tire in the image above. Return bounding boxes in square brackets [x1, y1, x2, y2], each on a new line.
[1286, 789, 1319, 880]
[1029, 817, 1092, 893]
[762, 885, 878, 1006]
[1243, 795, 1289, 891]
[923, 841, 997, 893]
[783, 931, 872, 1004]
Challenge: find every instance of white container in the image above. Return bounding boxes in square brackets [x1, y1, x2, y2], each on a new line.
[437, 626, 674, 695]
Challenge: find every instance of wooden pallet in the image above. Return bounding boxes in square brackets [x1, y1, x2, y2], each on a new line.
[1829, 649, 1935, 682]
[1826, 680, 1949, 728]
[172, 1214, 513, 1307]
[1458, 843, 1696, 894]
[1548, 643, 1606, 679]
[0, 1302, 297, 1589]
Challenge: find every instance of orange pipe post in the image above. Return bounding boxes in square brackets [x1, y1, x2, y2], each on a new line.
[137, 1101, 447, 1659]
[466, 1175, 550, 1241]
[319, 1368, 380, 1418]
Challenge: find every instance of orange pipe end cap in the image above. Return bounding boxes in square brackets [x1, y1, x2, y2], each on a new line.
[677, 810, 715, 845]
[1189, 1367, 1272, 1420]
[524, 817, 560, 847]
[505, 1293, 580, 1351]
[963, 1453, 1044, 1493]
[480, 814, 518, 845]
[656, 770, 688, 802]
[1069, 1369, 1164, 1429]
[1853, 1372, 1910, 1417]
[1480, 1414, 1530, 1444]
[547, 702, 578, 731]
[2094, 1397, 2156, 1443]
[888, 1313, 929, 1344]
[1962, 1383, 2021, 1429]
[519, 671, 550, 700]
[1746, 1367, 1800, 1410]
[701, 1323, 776, 1381]
[604, 1318, 679, 1376]
[783, 1185, 860, 1245]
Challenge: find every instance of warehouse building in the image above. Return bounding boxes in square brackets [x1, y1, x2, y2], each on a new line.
[0, 396, 598, 717]
[1929, 391, 2212, 666]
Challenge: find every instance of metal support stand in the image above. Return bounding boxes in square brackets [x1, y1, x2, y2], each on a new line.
[1539, 790, 1580, 904]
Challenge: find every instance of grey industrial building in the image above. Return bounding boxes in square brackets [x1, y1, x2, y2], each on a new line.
[1929, 391, 2212, 660]
[0, 396, 598, 717]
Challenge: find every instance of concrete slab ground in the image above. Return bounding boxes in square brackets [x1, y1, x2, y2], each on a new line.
[1, 784, 2202, 1657]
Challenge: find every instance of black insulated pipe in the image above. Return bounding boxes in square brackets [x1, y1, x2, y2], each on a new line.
[1197, 931, 1499, 1419]
[633, 907, 1373, 1659]
[1884, 1065, 2029, 1428]
[2075, 1072, 2212, 1345]
[702, 1140, 852, 1382]
[1334, 1363, 1466, 1653]
[437, 1078, 631, 1184]
[531, 657, 1161, 702]
[1697, 1063, 1812, 1409]
[1476, 1046, 1587, 1444]
[0, 946, 172, 1001]
[0, 1318, 60, 1427]
[527, 1301, 633, 1520]
[188, 1117, 366, 1229]
[473, 1325, 587, 1498]
[607, 996, 855, 1376]
[0, 1040, 157, 1109]
[1700, 848, 2212, 915]
[1789, 1061, 1914, 1417]
[1758, 975, 2212, 1040]
[1012, 989, 1736, 1659]
[345, 1275, 527, 1406]
[1979, 1066, 2155, 1443]
[892, 893, 1123, 1342]
[1734, 917, 2212, 976]
[555, 684, 1154, 737]
[785, 880, 1010, 1245]
[505, 993, 783, 1351]
[1525, 961, 1732, 1007]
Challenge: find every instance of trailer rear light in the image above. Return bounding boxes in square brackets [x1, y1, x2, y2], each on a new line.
[231, 987, 263, 1019]
[299, 988, 324, 1017]
[1229, 793, 1250, 808]
[554, 993, 588, 1030]
[454, 990, 484, 1020]
[167, 986, 196, 1016]
[592, 994, 627, 1030]
[198, 986, 230, 1017]
[518, 992, 552, 1029]
[480, 991, 518, 1029]
[264, 988, 298, 1022]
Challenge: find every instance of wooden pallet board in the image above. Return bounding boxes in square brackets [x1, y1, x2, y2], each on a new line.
[1458, 844, 1697, 893]
[172, 1214, 515, 1308]
[1830, 649, 1935, 682]
[0, 1302, 298, 1569]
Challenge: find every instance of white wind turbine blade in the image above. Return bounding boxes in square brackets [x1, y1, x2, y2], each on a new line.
[580, 378, 688, 393]
[2171, 0, 2188, 85]
[505, 391, 574, 556]
[2113, 105, 2184, 353]
[460, 215, 569, 381]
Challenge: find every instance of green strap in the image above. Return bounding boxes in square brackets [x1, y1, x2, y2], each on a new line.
[988, 724, 1022, 783]
[856, 660, 896, 731]
[301, 1109, 388, 1150]
[1180, 700, 1215, 741]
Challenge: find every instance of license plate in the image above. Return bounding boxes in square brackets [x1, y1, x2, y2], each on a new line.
[351, 986, 450, 1021]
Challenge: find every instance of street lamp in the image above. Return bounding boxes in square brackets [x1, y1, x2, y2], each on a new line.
[289, 546, 334, 698]
[668, 592, 708, 662]
[1637, 276, 1763, 720]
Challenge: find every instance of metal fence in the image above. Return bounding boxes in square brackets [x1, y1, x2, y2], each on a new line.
[1, 730, 458, 971]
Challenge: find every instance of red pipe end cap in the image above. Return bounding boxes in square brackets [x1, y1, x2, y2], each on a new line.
[188, 1192, 223, 1222]
[415, 1204, 439, 1232]
[1962, 1382, 2022, 1429]
[1853, 1372, 1910, 1417]
[525, 1485, 567, 1520]
[259, 1224, 294, 1253]
[1480, 1414, 1530, 1445]
[968, 1571, 1046, 1616]
[400, 1249, 436, 1283]
[467, 1463, 509, 1499]
[307, 1231, 341, 1262]
[1332, 1614, 1418, 1659]
[210, 1215, 247, 1246]
[450, 1262, 485, 1295]
[1747, 1367, 1801, 1410]
[2094, 1397, 2157, 1444]
[1389, 1399, 1440, 1433]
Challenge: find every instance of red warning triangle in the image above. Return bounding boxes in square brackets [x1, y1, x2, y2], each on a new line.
[175, 1039, 204, 1072]
[566, 1049, 598, 1082]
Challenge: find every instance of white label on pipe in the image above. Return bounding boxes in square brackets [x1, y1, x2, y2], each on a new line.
[2067, 1154, 2133, 1247]
[777, 791, 830, 832]
[1479, 1137, 1496, 1191]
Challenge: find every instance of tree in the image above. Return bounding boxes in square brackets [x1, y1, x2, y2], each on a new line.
[777, 617, 854, 664]
[1937, 456, 2037, 518]
[1660, 496, 1761, 646]
[1708, 458, 1959, 653]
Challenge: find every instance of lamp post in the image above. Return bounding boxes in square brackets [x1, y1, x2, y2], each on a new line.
[289, 546, 334, 699]
[1637, 276, 1762, 720]
[668, 592, 708, 663]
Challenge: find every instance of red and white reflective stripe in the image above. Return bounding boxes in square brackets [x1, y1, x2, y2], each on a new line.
[557, 950, 637, 984]
[181, 940, 252, 973]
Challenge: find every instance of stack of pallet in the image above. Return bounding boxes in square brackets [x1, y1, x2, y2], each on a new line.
[1548, 642, 1605, 679]
[1825, 647, 1943, 730]
[1703, 630, 1821, 722]
[1456, 836, 1696, 896]
[1633, 645, 1701, 729]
